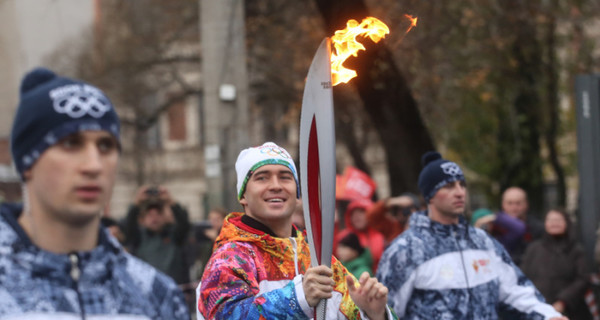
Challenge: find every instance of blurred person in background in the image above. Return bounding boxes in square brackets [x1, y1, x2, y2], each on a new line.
[123, 185, 191, 285]
[367, 193, 419, 246]
[0, 67, 188, 319]
[495, 186, 544, 265]
[521, 208, 592, 319]
[291, 199, 306, 231]
[470, 208, 495, 232]
[100, 216, 126, 245]
[338, 198, 385, 272]
[336, 231, 373, 278]
[191, 206, 228, 283]
[204, 206, 228, 241]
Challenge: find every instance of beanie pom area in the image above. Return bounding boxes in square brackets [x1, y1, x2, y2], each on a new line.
[421, 151, 442, 167]
[20, 67, 57, 96]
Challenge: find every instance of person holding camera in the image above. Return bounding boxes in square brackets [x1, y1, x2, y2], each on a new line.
[123, 185, 191, 285]
[366, 193, 420, 246]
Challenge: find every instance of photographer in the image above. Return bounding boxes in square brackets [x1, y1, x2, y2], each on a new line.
[366, 193, 420, 246]
[123, 185, 191, 285]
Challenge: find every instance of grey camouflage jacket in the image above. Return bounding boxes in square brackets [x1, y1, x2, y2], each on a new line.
[0, 203, 190, 320]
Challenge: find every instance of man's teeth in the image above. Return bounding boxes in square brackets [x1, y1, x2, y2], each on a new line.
[267, 199, 283, 202]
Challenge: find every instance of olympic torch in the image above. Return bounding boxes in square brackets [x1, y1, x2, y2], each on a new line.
[299, 36, 336, 320]
[299, 16, 396, 320]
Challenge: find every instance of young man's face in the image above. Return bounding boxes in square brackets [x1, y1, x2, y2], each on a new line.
[429, 180, 467, 219]
[24, 131, 119, 225]
[239, 164, 297, 228]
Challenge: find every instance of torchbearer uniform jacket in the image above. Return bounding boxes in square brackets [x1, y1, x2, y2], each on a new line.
[0, 203, 190, 320]
[197, 212, 397, 320]
[377, 210, 562, 320]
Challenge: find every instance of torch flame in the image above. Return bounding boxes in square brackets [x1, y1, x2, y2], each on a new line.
[405, 14, 418, 34]
[330, 15, 417, 86]
[330, 17, 390, 86]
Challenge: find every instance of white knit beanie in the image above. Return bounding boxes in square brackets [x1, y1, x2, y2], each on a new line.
[235, 142, 299, 200]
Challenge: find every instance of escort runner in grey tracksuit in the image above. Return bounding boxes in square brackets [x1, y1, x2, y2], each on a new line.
[377, 151, 564, 320]
[0, 203, 189, 320]
[378, 210, 562, 319]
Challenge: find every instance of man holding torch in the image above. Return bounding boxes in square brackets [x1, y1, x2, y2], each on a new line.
[197, 142, 395, 320]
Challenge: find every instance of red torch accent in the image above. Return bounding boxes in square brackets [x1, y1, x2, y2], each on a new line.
[307, 116, 322, 262]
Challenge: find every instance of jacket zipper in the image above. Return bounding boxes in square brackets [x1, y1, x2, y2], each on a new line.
[290, 238, 299, 275]
[69, 253, 86, 320]
[454, 230, 472, 316]
[454, 231, 470, 288]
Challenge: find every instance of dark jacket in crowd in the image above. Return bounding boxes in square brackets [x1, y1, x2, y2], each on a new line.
[492, 212, 544, 265]
[124, 203, 191, 284]
[521, 233, 592, 320]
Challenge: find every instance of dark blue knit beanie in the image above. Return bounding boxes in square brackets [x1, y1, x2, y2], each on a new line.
[10, 67, 120, 180]
[417, 151, 465, 202]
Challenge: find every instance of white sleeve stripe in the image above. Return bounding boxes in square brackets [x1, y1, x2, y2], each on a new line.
[495, 251, 562, 317]
[293, 275, 313, 318]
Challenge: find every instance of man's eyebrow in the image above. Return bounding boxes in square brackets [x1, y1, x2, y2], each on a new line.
[253, 168, 293, 175]
[253, 169, 270, 175]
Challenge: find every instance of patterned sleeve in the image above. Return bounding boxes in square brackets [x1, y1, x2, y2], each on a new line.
[198, 242, 309, 320]
[490, 237, 562, 319]
[158, 282, 192, 320]
[376, 235, 418, 318]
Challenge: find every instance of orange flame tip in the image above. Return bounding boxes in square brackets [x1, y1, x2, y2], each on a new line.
[404, 14, 418, 34]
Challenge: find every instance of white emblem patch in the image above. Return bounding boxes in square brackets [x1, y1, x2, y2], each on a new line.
[50, 84, 111, 118]
[440, 162, 463, 177]
[439, 264, 455, 280]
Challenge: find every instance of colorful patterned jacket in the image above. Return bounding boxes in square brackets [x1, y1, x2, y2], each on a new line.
[197, 212, 396, 319]
[377, 210, 562, 320]
[0, 202, 190, 320]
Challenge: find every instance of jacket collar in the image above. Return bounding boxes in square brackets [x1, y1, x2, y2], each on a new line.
[240, 213, 298, 238]
[0, 202, 122, 256]
[410, 210, 469, 238]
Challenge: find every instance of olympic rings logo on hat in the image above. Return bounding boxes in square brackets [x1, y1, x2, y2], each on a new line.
[50, 84, 112, 119]
[441, 162, 463, 177]
[259, 145, 291, 158]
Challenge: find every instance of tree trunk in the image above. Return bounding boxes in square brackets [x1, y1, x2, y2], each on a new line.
[495, 0, 545, 216]
[134, 127, 147, 187]
[543, 8, 566, 208]
[314, 0, 435, 196]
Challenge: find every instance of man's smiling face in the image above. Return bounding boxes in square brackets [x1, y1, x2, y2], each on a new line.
[239, 164, 298, 229]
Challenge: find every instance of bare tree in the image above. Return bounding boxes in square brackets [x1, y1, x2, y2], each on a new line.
[57, 0, 202, 185]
